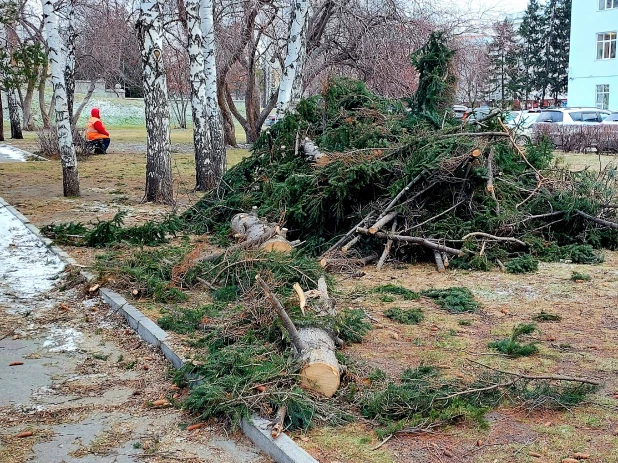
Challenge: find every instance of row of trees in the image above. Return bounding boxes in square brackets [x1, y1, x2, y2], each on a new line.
[456, 0, 571, 108]
[1, 0, 505, 203]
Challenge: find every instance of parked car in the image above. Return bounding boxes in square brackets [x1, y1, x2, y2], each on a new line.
[535, 108, 612, 125]
[601, 112, 618, 124]
[533, 108, 618, 152]
[463, 106, 491, 122]
[265, 115, 277, 126]
[504, 110, 540, 145]
[452, 105, 468, 119]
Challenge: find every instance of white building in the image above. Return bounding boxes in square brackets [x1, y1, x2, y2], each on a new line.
[567, 0, 618, 110]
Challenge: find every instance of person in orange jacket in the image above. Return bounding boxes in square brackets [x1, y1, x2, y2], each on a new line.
[85, 107, 110, 153]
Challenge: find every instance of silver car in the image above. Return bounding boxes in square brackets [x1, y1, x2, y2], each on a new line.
[535, 108, 612, 124]
[505, 111, 539, 145]
[601, 112, 618, 124]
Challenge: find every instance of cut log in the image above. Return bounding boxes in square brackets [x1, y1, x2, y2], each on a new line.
[317, 276, 335, 315]
[271, 405, 287, 439]
[297, 327, 340, 397]
[368, 211, 398, 235]
[377, 218, 397, 270]
[301, 137, 329, 164]
[319, 253, 378, 272]
[433, 250, 445, 272]
[231, 208, 271, 242]
[261, 235, 293, 253]
[341, 235, 360, 254]
[256, 275, 340, 398]
[198, 209, 293, 262]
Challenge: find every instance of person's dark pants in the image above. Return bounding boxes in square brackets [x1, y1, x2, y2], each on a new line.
[89, 138, 111, 154]
[101, 138, 111, 153]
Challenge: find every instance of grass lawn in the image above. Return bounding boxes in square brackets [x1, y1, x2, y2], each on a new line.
[108, 124, 248, 145]
[0, 134, 249, 229]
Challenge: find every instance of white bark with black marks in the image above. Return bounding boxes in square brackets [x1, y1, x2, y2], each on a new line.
[185, 0, 213, 191]
[276, 0, 311, 118]
[137, 0, 174, 204]
[6, 88, 22, 139]
[63, 0, 76, 127]
[200, 0, 226, 184]
[0, 17, 23, 139]
[42, 0, 80, 196]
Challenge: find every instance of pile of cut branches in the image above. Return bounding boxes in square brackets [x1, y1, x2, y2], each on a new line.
[183, 76, 618, 272]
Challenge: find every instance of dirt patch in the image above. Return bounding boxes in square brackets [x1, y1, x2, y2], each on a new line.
[293, 255, 618, 463]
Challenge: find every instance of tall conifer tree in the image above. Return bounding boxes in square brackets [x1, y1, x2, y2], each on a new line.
[518, 0, 546, 107]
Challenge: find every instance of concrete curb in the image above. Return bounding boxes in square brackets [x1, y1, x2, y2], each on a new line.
[241, 416, 317, 463]
[0, 196, 318, 463]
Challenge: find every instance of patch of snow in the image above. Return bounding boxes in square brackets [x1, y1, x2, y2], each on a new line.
[82, 298, 98, 309]
[65, 373, 108, 383]
[43, 326, 83, 352]
[15, 404, 47, 414]
[0, 144, 27, 161]
[0, 205, 65, 306]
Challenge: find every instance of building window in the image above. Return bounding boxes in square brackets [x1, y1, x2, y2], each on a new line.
[596, 84, 610, 109]
[597, 32, 617, 59]
[599, 0, 618, 10]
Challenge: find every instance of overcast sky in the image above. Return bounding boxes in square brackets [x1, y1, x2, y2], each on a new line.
[463, 0, 530, 17]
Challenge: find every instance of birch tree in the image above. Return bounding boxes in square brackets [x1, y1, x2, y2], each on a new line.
[200, 0, 226, 181]
[63, 0, 76, 125]
[184, 0, 214, 191]
[137, 0, 174, 204]
[42, 0, 80, 196]
[0, 7, 24, 139]
[275, 0, 311, 118]
[0, 92, 3, 141]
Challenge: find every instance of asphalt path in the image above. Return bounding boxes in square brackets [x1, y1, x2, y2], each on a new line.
[0, 203, 268, 463]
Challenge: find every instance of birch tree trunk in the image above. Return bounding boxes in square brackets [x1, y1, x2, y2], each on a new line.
[42, 0, 80, 196]
[0, 91, 4, 141]
[137, 0, 174, 204]
[200, 0, 226, 182]
[6, 89, 23, 139]
[0, 20, 23, 139]
[63, 0, 76, 127]
[275, 0, 310, 118]
[184, 0, 213, 191]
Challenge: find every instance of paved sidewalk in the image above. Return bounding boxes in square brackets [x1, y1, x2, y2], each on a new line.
[0, 204, 268, 463]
